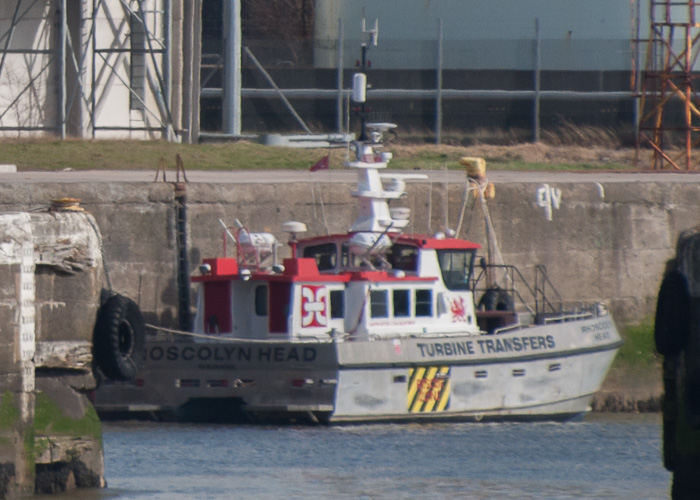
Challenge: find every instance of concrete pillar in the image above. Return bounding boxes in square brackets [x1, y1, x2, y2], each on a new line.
[0, 210, 105, 497]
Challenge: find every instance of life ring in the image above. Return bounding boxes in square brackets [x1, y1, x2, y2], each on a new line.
[478, 287, 514, 312]
[93, 294, 145, 381]
[654, 271, 690, 356]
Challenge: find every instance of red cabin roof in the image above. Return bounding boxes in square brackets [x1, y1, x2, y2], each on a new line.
[394, 234, 481, 250]
[297, 233, 481, 251]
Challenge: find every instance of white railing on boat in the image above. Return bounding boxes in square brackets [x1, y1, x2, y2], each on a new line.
[543, 311, 595, 324]
[492, 322, 525, 335]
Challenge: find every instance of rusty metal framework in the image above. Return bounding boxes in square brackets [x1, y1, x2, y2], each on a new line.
[637, 0, 700, 170]
[0, 0, 174, 139]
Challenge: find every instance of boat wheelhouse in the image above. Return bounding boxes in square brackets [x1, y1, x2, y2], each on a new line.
[92, 20, 621, 423]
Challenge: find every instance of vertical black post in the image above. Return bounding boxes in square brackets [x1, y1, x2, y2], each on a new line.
[174, 183, 191, 331]
[358, 43, 368, 141]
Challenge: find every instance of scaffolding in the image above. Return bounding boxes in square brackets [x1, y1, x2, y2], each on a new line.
[637, 0, 700, 170]
[0, 0, 176, 139]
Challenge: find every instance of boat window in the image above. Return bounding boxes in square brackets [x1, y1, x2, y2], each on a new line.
[341, 243, 351, 267]
[341, 243, 374, 269]
[370, 290, 388, 318]
[330, 290, 344, 319]
[303, 243, 337, 271]
[255, 285, 268, 316]
[393, 289, 410, 317]
[388, 244, 418, 271]
[436, 250, 476, 291]
[415, 289, 433, 317]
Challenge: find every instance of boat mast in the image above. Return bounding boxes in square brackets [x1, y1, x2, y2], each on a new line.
[355, 18, 377, 143]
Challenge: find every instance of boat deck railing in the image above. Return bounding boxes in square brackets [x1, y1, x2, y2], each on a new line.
[542, 311, 595, 324]
[472, 264, 600, 324]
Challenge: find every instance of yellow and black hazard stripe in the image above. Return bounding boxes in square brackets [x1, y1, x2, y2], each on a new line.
[407, 366, 451, 413]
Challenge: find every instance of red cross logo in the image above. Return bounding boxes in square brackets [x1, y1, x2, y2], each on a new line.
[301, 285, 327, 327]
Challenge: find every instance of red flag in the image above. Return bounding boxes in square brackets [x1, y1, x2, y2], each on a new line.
[310, 155, 329, 172]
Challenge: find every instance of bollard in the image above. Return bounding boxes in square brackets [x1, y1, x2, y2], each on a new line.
[655, 227, 700, 500]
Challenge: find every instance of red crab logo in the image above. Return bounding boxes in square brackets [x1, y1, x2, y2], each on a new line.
[450, 297, 468, 323]
[301, 285, 327, 327]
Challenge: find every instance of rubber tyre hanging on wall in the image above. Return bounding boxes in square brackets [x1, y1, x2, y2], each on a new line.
[93, 294, 145, 381]
[478, 287, 514, 312]
[654, 271, 691, 356]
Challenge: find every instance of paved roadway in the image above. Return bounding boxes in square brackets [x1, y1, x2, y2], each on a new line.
[1, 168, 700, 184]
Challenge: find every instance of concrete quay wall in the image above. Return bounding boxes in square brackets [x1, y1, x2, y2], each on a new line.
[1, 177, 697, 329]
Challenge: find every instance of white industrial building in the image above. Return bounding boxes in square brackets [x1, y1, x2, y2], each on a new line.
[317, 1, 642, 71]
[0, 1, 657, 141]
[0, 0, 200, 141]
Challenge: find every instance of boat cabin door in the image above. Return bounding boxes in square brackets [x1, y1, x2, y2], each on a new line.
[268, 282, 292, 335]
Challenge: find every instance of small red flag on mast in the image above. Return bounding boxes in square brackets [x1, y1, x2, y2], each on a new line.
[309, 155, 330, 172]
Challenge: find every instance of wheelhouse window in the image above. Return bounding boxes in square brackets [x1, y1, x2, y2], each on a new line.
[388, 244, 418, 272]
[341, 242, 380, 269]
[415, 289, 433, 317]
[303, 243, 337, 271]
[330, 290, 344, 319]
[393, 289, 410, 317]
[437, 250, 476, 291]
[370, 290, 389, 318]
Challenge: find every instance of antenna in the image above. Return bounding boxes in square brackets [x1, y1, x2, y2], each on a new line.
[366, 19, 379, 46]
[356, 18, 379, 141]
[361, 17, 379, 46]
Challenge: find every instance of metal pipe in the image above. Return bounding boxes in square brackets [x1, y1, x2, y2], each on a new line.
[0, 126, 55, 131]
[633, 0, 641, 137]
[336, 18, 344, 134]
[182, 0, 194, 143]
[191, 0, 202, 141]
[163, 0, 172, 140]
[0, 48, 55, 54]
[58, 0, 67, 139]
[533, 18, 541, 143]
[204, 87, 634, 100]
[91, 0, 97, 138]
[64, 24, 87, 136]
[435, 18, 443, 145]
[223, 0, 241, 135]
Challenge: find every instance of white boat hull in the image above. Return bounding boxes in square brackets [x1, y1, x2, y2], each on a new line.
[94, 315, 621, 423]
[332, 347, 616, 422]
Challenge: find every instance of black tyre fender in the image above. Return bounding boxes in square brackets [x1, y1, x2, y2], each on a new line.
[495, 291, 514, 311]
[654, 271, 691, 356]
[93, 294, 145, 381]
[478, 287, 514, 312]
[478, 289, 499, 311]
